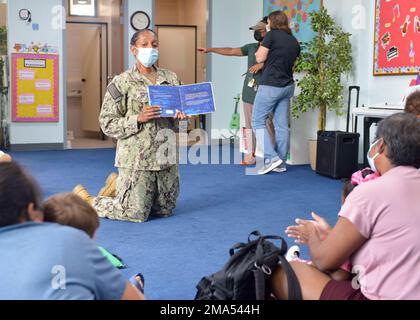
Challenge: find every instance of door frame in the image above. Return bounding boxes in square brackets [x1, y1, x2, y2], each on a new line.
[155, 25, 198, 84]
[65, 21, 109, 142]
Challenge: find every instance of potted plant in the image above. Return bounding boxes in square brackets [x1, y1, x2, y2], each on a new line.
[292, 7, 353, 170]
[0, 26, 8, 148]
[0, 26, 7, 55]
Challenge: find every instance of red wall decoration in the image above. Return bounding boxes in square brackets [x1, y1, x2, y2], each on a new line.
[374, 0, 420, 76]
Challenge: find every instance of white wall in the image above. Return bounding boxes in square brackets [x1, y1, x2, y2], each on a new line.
[7, 0, 153, 148]
[7, 0, 65, 147]
[124, 0, 154, 69]
[209, 0, 263, 137]
[6, 0, 413, 150]
[290, 0, 415, 164]
[323, 0, 414, 161]
[356, 0, 413, 105]
[324, 0, 414, 118]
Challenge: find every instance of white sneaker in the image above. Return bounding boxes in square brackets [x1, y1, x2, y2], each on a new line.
[272, 164, 287, 173]
[257, 158, 283, 175]
[286, 245, 301, 262]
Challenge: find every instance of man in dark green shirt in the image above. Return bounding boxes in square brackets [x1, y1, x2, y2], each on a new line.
[198, 18, 275, 165]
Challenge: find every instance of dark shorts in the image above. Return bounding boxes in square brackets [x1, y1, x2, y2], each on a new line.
[320, 280, 369, 300]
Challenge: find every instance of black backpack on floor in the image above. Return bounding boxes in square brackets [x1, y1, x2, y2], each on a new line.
[195, 231, 302, 300]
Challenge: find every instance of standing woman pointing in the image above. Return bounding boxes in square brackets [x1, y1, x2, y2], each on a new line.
[252, 11, 300, 175]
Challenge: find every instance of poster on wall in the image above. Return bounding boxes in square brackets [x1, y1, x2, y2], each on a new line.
[263, 0, 322, 44]
[374, 0, 420, 76]
[11, 53, 59, 122]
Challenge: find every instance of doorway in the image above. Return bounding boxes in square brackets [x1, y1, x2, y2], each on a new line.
[156, 25, 197, 84]
[155, 0, 208, 132]
[65, 0, 123, 150]
[66, 22, 109, 149]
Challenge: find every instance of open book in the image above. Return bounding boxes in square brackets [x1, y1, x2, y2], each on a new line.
[147, 82, 216, 117]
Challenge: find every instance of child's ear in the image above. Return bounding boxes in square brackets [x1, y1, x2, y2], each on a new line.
[27, 202, 44, 223]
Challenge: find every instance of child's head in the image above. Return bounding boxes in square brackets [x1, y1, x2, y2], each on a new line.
[43, 193, 99, 238]
[341, 168, 379, 204]
[342, 182, 356, 204]
[405, 91, 420, 118]
[0, 162, 43, 227]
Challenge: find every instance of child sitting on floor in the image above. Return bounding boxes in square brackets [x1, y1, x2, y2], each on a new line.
[43, 193, 144, 293]
[286, 168, 380, 280]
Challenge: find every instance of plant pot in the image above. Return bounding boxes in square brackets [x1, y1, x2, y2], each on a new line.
[308, 139, 317, 171]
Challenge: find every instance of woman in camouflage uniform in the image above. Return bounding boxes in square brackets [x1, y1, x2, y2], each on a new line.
[74, 29, 187, 223]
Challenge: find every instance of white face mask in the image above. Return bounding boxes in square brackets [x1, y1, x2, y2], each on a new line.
[266, 25, 271, 32]
[136, 48, 159, 68]
[367, 139, 381, 172]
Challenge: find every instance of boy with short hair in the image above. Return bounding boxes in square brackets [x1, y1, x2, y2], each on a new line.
[43, 193, 144, 293]
[44, 193, 99, 238]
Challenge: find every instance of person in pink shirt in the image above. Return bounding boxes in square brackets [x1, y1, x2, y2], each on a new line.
[286, 167, 380, 281]
[272, 113, 420, 300]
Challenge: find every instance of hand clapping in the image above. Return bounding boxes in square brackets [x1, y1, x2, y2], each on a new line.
[286, 212, 332, 245]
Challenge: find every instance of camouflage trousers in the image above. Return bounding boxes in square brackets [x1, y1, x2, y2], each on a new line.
[93, 165, 180, 223]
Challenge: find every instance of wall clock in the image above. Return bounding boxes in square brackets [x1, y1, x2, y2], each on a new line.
[130, 11, 150, 31]
[19, 9, 32, 22]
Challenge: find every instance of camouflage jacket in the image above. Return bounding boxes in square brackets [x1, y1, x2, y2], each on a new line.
[99, 66, 183, 171]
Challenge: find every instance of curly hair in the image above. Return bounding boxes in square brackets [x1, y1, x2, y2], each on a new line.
[405, 91, 420, 117]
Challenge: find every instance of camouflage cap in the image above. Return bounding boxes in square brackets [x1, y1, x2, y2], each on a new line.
[249, 20, 267, 31]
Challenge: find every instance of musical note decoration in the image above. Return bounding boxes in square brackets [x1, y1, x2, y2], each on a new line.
[374, 0, 420, 75]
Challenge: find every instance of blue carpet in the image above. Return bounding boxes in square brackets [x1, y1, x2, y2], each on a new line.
[9, 147, 342, 300]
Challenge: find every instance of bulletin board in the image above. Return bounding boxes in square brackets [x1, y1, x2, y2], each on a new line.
[373, 0, 420, 76]
[263, 0, 323, 44]
[12, 53, 59, 122]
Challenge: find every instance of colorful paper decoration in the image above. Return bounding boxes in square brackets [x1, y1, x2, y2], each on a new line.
[12, 53, 59, 122]
[263, 0, 323, 44]
[374, 0, 420, 75]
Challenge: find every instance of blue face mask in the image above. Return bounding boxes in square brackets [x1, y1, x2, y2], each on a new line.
[136, 48, 159, 68]
[367, 139, 381, 172]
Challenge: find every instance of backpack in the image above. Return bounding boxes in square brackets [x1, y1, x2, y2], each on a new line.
[195, 231, 302, 300]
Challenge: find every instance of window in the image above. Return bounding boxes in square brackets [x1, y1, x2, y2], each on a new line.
[69, 0, 96, 17]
